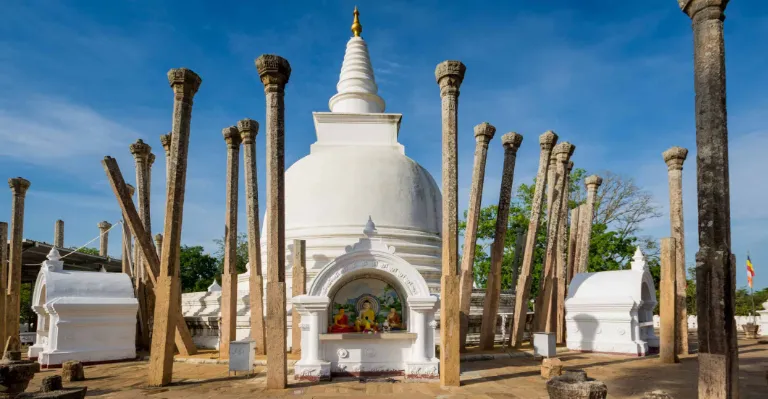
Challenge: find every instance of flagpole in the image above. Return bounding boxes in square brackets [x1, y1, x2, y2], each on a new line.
[749, 251, 756, 325]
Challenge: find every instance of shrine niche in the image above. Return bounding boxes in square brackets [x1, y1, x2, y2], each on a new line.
[293, 219, 439, 382]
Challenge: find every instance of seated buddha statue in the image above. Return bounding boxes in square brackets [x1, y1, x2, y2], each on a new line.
[355, 300, 378, 332]
[386, 307, 403, 330]
[329, 308, 354, 333]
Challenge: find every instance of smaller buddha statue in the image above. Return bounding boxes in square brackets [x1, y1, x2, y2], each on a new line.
[329, 308, 354, 333]
[355, 300, 378, 333]
[386, 307, 403, 330]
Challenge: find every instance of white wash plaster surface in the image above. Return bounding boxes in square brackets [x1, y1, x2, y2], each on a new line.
[565, 248, 658, 356]
[28, 248, 137, 367]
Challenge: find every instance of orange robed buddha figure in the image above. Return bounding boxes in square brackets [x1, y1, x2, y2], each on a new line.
[329, 308, 354, 333]
[386, 307, 403, 330]
[355, 301, 378, 332]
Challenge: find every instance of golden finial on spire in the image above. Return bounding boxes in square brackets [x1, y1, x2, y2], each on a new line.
[351, 6, 362, 37]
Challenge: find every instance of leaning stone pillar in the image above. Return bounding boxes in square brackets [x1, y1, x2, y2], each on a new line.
[130, 139, 153, 349]
[220, 126, 241, 360]
[147, 67, 202, 387]
[575, 175, 602, 274]
[6, 178, 30, 350]
[678, 2, 738, 396]
[479, 132, 523, 350]
[660, 237, 679, 364]
[256, 54, 291, 390]
[291, 240, 306, 355]
[98, 221, 112, 257]
[160, 133, 172, 185]
[0, 222, 8, 349]
[54, 220, 64, 248]
[663, 146, 690, 356]
[237, 118, 266, 355]
[566, 206, 580, 284]
[509, 131, 557, 348]
[556, 160, 574, 344]
[459, 122, 496, 351]
[435, 60, 465, 386]
[121, 185, 135, 276]
[510, 227, 526, 294]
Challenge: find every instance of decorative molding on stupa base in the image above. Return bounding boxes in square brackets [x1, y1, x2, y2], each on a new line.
[294, 361, 331, 382]
[404, 360, 439, 379]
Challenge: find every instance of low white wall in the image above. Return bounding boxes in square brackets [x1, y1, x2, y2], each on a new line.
[652, 315, 763, 332]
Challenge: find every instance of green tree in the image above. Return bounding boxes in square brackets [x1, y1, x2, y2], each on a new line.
[20, 283, 35, 330]
[71, 247, 99, 256]
[179, 245, 220, 292]
[213, 233, 249, 275]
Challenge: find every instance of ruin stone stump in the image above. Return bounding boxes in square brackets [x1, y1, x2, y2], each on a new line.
[546, 371, 607, 399]
[25, 375, 87, 399]
[541, 358, 563, 379]
[61, 361, 84, 382]
[0, 340, 40, 399]
[642, 391, 674, 399]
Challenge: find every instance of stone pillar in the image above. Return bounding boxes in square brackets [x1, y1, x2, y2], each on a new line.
[147, 67, 202, 387]
[54, 220, 64, 248]
[0, 222, 8, 350]
[6, 178, 30, 349]
[509, 131, 558, 348]
[556, 160, 574, 344]
[459, 122, 496, 351]
[154, 234, 163, 259]
[572, 203, 588, 275]
[663, 146, 690, 356]
[660, 237, 679, 364]
[510, 227, 526, 294]
[219, 126, 241, 360]
[575, 175, 602, 274]
[130, 138, 153, 349]
[256, 54, 291, 390]
[292, 240, 306, 355]
[121, 185, 134, 276]
[237, 118, 266, 355]
[678, 2, 737, 397]
[435, 60, 465, 387]
[159, 133, 172, 185]
[147, 152, 155, 202]
[534, 142, 574, 334]
[566, 206, 580, 284]
[97, 221, 112, 257]
[479, 132, 523, 350]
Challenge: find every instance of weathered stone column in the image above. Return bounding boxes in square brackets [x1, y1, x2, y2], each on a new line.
[663, 146, 690, 356]
[534, 142, 574, 334]
[98, 221, 112, 257]
[479, 132, 523, 350]
[6, 178, 30, 349]
[237, 118, 266, 356]
[147, 152, 155, 202]
[556, 160, 574, 344]
[678, 2, 737, 397]
[509, 131, 557, 348]
[147, 67, 202, 387]
[256, 54, 291, 390]
[572, 203, 588, 275]
[122, 185, 135, 276]
[510, 227, 526, 294]
[130, 138, 153, 349]
[154, 234, 163, 259]
[291, 239, 306, 355]
[566, 206, 580, 284]
[54, 220, 64, 248]
[435, 60, 465, 387]
[660, 237, 679, 364]
[220, 126, 241, 360]
[0, 222, 8, 349]
[160, 133, 171, 184]
[459, 122, 495, 351]
[575, 175, 602, 274]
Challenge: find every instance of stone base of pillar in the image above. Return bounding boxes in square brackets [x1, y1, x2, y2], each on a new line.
[294, 361, 330, 382]
[266, 281, 287, 389]
[404, 360, 439, 380]
[439, 275, 460, 387]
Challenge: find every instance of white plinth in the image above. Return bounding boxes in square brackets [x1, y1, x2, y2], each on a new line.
[758, 311, 768, 337]
[533, 332, 556, 358]
[229, 339, 255, 375]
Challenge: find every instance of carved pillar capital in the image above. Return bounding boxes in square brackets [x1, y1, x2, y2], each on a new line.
[663, 146, 689, 171]
[129, 139, 152, 162]
[159, 134, 172, 156]
[567, 160, 574, 174]
[98, 221, 112, 231]
[147, 152, 156, 168]
[679, 0, 728, 21]
[473, 122, 496, 144]
[167, 68, 202, 103]
[8, 178, 30, 196]
[554, 142, 575, 163]
[435, 60, 466, 97]
[539, 130, 559, 152]
[126, 183, 135, 197]
[237, 118, 260, 144]
[255, 54, 291, 92]
[222, 126, 242, 148]
[585, 175, 603, 193]
[501, 132, 524, 153]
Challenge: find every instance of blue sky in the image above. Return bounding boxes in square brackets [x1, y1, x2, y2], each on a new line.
[0, 0, 766, 290]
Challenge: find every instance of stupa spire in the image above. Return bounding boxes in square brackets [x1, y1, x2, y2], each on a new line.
[329, 7, 386, 114]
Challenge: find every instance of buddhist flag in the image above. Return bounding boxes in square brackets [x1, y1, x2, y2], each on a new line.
[747, 256, 755, 288]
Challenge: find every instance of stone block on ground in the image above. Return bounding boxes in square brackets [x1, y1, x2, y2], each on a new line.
[61, 361, 84, 382]
[642, 390, 673, 399]
[546, 371, 607, 399]
[21, 375, 87, 398]
[541, 358, 563, 379]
